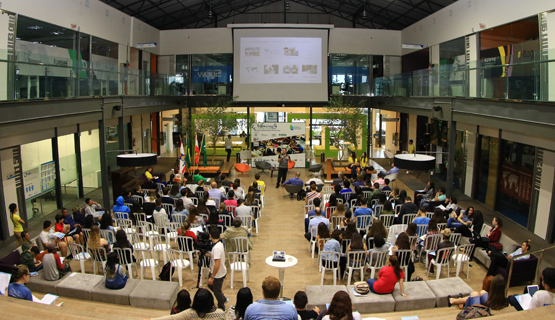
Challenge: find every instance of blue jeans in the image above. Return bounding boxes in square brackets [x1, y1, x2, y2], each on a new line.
[464, 293, 488, 308]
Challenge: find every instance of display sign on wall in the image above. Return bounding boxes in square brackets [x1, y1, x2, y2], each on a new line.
[251, 122, 306, 168]
[251, 122, 305, 141]
[41, 161, 56, 193]
[23, 167, 40, 200]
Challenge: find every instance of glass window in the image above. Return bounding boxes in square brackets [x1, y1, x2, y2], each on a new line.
[330, 54, 370, 95]
[191, 54, 232, 95]
[476, 136, 499, 208]
[57, 134, 79, 206]
[91, 36, 119, 96]
[21, 139, 55, 221]
[80, 129, 101, 195]
[496, 140, 534, 227]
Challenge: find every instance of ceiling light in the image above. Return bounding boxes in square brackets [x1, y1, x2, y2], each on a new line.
[27, 25, 43, 30]
[50, 31, 64, 35]
[208, 10, 213, 18]
[285, 1, 290, 10]
[362, 10, 367, 19]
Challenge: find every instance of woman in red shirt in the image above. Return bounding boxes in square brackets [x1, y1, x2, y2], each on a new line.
[366, 255, 408, 297]
[178, 221, 198, 242]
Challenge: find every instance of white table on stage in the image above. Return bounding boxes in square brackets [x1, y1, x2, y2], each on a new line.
[265, 254, 298, 299]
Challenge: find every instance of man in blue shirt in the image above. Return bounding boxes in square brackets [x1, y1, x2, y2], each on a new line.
[354, 197, 373, 217]
[306, 208, 329, 241]
[412, 207, 431, 226]
[388, 163, 400, 175]
[340, 180, 353, 193]
[283, 171, 303, 187]
[244, 276, 298, 320]
[208, 181, 226, 202]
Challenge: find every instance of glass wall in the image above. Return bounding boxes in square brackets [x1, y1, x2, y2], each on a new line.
[20, 139, 55, 221]
[80, 129, 101, 195]
[57, 134, 79, 206]
[439, 37, 466, 97]
[191, 54, 232, 95]
[496, 140, 534, 227]
[105, 125, 120, 174]
[330, 54, 370, 95]
[174, 55, 189, 95]
[476, 136, 499, 208]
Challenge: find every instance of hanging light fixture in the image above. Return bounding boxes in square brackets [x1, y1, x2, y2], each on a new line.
[362, 1, 367, 19]
[208, 0, 213, 18]
[285, 1, 290, 10]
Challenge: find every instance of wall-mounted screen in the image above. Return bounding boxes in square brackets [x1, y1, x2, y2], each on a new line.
[233, 28, 329, 102]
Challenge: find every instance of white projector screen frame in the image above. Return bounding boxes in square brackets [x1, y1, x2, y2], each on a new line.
[233, 28, 329, 102]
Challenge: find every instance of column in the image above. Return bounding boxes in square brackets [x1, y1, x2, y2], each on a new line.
[465, 34, 480, 98]
[539, 11, 555, 101]
[429, 44, 440, 96]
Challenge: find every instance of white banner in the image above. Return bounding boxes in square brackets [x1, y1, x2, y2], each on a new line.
[251, 122, 305, 141]
[251, 122, 306, 168]
[23, 167, 40, 199]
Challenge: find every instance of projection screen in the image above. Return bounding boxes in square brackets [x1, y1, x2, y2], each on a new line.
[233, 28, 329, 102]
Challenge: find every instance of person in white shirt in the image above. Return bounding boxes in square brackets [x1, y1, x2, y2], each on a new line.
[39, 220, 68, 257]
[208, 228, 227, 310]
[179, 188, 195, 209]
[84, 198, 102, 217]
[305, 173, 323, 186]
[225, 134, 233, 162]
[530, 268, 555, 309]
[235, 199, 253, 221]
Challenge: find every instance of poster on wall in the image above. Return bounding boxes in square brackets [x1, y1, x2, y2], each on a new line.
[23, 167, 40, 200]
[251, 122, 306, 168]
[499, 162, 533, 205]
[40, 161, 56, 193]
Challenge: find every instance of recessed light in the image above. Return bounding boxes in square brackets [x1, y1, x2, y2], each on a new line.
[27, 25, 43, 30]
[50, 31, 64, 35]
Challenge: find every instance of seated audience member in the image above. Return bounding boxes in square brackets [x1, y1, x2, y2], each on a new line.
[352, 174, 365, 188]
[321, 291, 362, 320]
[306, 208, 329, 241]
[105, 252, 128, 289]
[113, 229, 136, 263]
[88, 225, 109, 250]
[322, 229, 347, 277]
[235, 199, 253, 220]
[331, 171, 345, 187]
[221, 174, 233, 188]
[370, 183, 381, 199]
[113, 196, 131, 217]
[178, 221, 198, 242]
[7, 265, 33, 301]
[20, 231, 31, 245]
[428, 229, 454, 274]
[382, 179, 392, 192]
[449, 275, 508, 310]
[367, 219, 388, 239]
[224, 190, 238, 207]
[305, 183, 321, 204]
[39, 220, 68, 257]
[172, 199, 189, 218]
[361, 179, 372, 192]
[180, 188, 195, 209]
[392, 233, 415, 281]
[217, 202, 233, 220]
[244, 276, 297, 320]
[353, 197, 372, 218]
[228, 287, 254, 320]
[416, 181, 435, 202]
[171, 289, 191, 315]
[72, 206, 87, 227]
[294, 291, 320, 320]
[151, 288, 225, 320]
[19, 243, 42, 272]
[84, 197, 102, 217]
[431, 208, 447, 224]
[367, 255, 407, 296]
[442, 196, 459, 214]
[153, 198, 170, 224]
[340, 210, 353, 228]
[454, 206, 475, 237]
[447, 211, 463, 230]
[233, 179, 245, 199]
[508, 267, 555, 311]
[340, 180, 353, 194]
[381, 201, 394, 216]
[193, 169, 206, 183]
[486, 240, 531, 278]
[84, 214, 97, 229]
[374, 173, 386, 186]
[469, 215, 499, 259]
[221, 218, 253, 251]
[314, 223, 331, 251]
[43, 243, 69, 281]
[412, 207, 430, 225]
[305, 172, 323, 186]
[395, 196, 418, 224]
[346, 233, 367, 259]
[169, 184, 181, 199]
[54, 214, 78, 245]
[369, 236, 389, 254]
[208, 181, 226, 202]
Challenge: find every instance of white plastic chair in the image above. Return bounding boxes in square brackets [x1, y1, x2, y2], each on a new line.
[367, 250, 389, 279]
[172, 213, 188, 225]
[99, 229, 116, 244]
[238, 215, 253, 233]
[115, 218, 134, 234]
[395, 204, 403, 215]
[114, 211, 129, 220]
[402, 213, 417, 225]
[356, 215, 373, 234]
[426, 212, 434, 220]
[346, 251, 367, 285]
[374, 204, 384, 217]
[67, 242, 90, 273]
[166, 222, 181, 244]
[151, 233, 171, 265]
[320, 251, 341, 285]
[136, 248, 160, 281]
[421, 234, 441, 266]
[228, 237, 250, 289]
[225, 205, 237, 217]
[380, 214, 395, 228]
[450, 233, 462, 248]
[416, 224, 429, 238]
[322, 186, 333, 194]
[316, 238, 330, 272]
[113, 247, 137, 279]
[393, 249, 413, 282]
[437, 223, 447, 231]
[305, 204, 315, 216]
[162, 204, 174, 216]
[329, 216, 344, 231]
[387, 224, 408, 245]
[209, 198, 221, 208]
[427, 246, 454, 280]
[309, 226, 318, 255]
[129, 232, 149, 250]
[166, 248, 191, 286]
[82, 228, 91, 250]
[132, 195, 144, 206]
[325, 206, 337, 219]
[453, 243, 474, 278]
[249, 205, 260, 233]
[176, 236, 196, 279]
[363, 191, 373, 199]
[219, 214, 232, 228]
[190, 197, 198, 206]
[88, 247, 108, 275]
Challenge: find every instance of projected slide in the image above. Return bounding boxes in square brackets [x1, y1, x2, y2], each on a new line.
[239, 37, 322, 84]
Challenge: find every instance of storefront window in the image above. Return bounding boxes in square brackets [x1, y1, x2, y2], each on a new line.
[191, 54, 232, 95]
[477, 136, 499, 208]
[330, 54, 370, 95]
[57, 134, 79, 206]
[174, 55, 189, 95]
[496, 140, 534, 227]
[80, 129, 101, 195]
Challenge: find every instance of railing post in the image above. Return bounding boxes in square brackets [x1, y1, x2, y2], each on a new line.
[506, 258, 514, 295]
[536, 250, 544, 285]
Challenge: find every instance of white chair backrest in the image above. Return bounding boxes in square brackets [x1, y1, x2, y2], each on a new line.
[322, 186, 333, 194]
[374, 205, 384, 216]
[195, 190, 204, 199]
[305, 204, 315, 215]
[199, 213, 209, 223]
[225, 205, 236, 217]
[88, 246, 107, 262]
[153, 213, 170, 228]
[408, 235, 419, 249]
[437, 223, 447, 231]
[219, 214, 233, 227]
[229, 237, 250, 253]
[329, 216, 344, 230]
[370, 199, 379, 207]
[238, 215, 252, 229]
[113, 247, 135, 265]
[326, 206, 337, 219]
[457, 243, 475, 260]
[176, 236, 196, 253]
[423, 234, 442, 252]
[209, 198, 221, 208]
[368, 250, 389, 268]
[435, 246, 455, 264]
[336, 198, 344, 204]
[383, 190, 392, 198]
[379, 214, 395, 228]
[393, 249, 413, 268]
[150, 233, 167, 248]
[172, 213, 188, 225]
[387, 224, 408, 245]
[350, 198, 358, 208]
[168, 222, 181, 233]
[341, 239, 351, 254]
[129, 232, 147, 245]
[356, 215, 373, 232]
[347, 251, 367, 268]
[363, 191, 373, 199]
[135, 212, 147, 224]
[190, 197, 199, 206]
[162, 204, 174, 215]
[82, 228, 91, 245]
[115, 218, 133, 230]
[99, 229, 116, 243]
[136, 249, 157, 265]
[395, 204, 403, 215]
[132, 195, 144, 206]
[426, 212, 434, 219]
[450, 233, 462, 247]
[416, 224, 429, 238]
[343, 192, 354, 202]
[114, 212, 129, 220]
[320, 251, 340, 269]
[402, 213, 417, 225]
[68, 242, 85, 258]
[249, 206, 260, 219]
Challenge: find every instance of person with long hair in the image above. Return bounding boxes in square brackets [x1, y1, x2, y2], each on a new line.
[186, 206, 205, 227]
[455, 206, 475, 237]
[405, 223, 417, 237]
[245, 191, 257, 207]
[105, 251, 128, 289]
[208, 209, 226, 232]
[228, 287, 253, 320]
[171, 289, 191, 315]
[468, 210, 485, 259]
[367, 219, 388, 239]
[314, 222, 331, 251]
[471, 216, 502, 257]
[7, 265, 33, 301]
[113, 229, 136, 262]
[448, 275, 508, 310]
[178, 221, 198, 243]
[341, 221, 357, 242]
[169, 184, 181, 198]
[366, 255, 407, 296]
[87, 225, 109, 250]
[392, 232, 415, 281]
[382, 201, 394, 216]
[9, 203, 25, 246]
[321, 291, 362, 320]
[173, 199, 189, 218]
[346, 233, 367, 256]
[432, 208, 447, 224]
[321, 229, 347, 279]
[151, 288, 225, 320]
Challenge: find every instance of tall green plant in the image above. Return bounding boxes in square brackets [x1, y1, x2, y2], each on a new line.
[324, 97, 367, 160]
[194, 96, 239, 162]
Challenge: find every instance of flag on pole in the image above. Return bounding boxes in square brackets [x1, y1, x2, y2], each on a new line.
[194, 135, 200, 165]
[179, 140, 186, 174]
[201, 134, 207, 167]
[184, 135, 191, 169]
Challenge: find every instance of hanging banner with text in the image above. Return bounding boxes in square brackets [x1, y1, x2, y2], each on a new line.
[251, 122, 306, 168]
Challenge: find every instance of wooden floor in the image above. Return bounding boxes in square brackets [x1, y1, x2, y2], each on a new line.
[0, 168, 539, 319]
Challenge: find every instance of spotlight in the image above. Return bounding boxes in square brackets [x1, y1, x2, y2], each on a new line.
[285, 1, 290, 10]
[362, 10, 367, 19]
[208, 10, 213, 18]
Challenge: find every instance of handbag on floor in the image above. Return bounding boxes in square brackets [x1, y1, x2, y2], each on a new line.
[456, 304, 491, 319]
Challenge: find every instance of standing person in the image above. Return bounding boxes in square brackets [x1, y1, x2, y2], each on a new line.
[225, 134, 233, 162]
[9, 203, 25, 246]
[244, 276, 298, 320]
[407, 139, 415, 174]
[276, 148, 291, 188]
[207, 228, 227, 311]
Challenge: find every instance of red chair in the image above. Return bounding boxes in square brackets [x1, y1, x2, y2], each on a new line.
[234, 163, 251, 177]
[288, 161, 296, 170]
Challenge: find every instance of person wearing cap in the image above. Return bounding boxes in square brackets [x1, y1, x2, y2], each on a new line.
[19, 243, 42, 272]
[43, 243, 68, 281]
[427, 228, 455, 275]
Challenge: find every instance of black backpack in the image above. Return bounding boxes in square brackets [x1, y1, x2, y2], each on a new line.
[158, 262, 174, 281]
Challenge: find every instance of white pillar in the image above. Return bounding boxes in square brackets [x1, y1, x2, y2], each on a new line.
[466, 34, 479, 98]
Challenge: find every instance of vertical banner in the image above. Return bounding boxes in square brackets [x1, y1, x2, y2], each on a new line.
[539, 11, 555, 102]
[0, 11, 16, 100]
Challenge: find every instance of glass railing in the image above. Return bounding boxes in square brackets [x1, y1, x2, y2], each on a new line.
[372, 48, 555, 102]
[0, 49, 186, 100]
